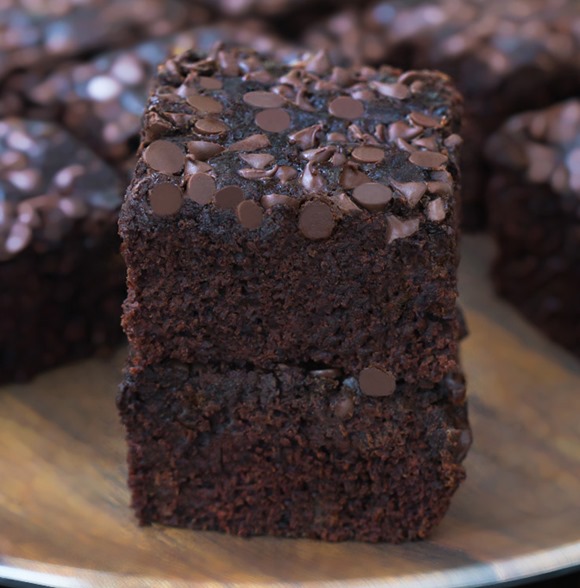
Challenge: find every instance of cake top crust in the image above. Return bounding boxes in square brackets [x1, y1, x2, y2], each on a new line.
[130, 47, 462, 240]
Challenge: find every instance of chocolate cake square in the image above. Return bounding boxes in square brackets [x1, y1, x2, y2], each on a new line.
[119, 360, 470, 542]
[486, 100, 580, 358]
[0, 119, 125, 383]
[120, 49, 464, 385]
[118, 47, 470, 541]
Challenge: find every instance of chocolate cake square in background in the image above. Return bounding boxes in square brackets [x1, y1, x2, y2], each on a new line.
[118, 47, 470, 541]
[0, 0, 207, 84]
[7, 23, 298, 176]
[302, 0, 580, 230]
[0, 119, 125, 384]
[485, 100, 580, 359]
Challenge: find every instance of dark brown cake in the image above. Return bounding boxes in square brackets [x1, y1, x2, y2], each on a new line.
[119, 360, 470, 542]
[118, 47, 470, 541]
[0, 118, 124, 383]
[485, 100, 580, 358]
[303, 0, 580, 229]
[120, 50, 464, 385]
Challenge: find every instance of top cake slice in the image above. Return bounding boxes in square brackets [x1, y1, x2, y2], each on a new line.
[120, 47, 463, 385]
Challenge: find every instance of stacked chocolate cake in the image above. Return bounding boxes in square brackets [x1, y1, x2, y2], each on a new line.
[117, 47, 471, 542]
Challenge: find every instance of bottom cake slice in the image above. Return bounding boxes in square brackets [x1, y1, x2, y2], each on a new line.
[118, 361, 470, 543]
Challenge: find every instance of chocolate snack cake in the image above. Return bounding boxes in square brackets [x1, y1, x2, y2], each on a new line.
[303, 0, 580, 229]
[0, 119, 124, 384]
[486, 100, 580, 358]
[118, 47, 470, 541]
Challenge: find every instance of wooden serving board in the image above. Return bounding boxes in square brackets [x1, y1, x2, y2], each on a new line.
[1, 235, 579, 588]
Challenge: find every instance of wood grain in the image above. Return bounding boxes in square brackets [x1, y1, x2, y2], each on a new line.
[1, 235, 579, 588]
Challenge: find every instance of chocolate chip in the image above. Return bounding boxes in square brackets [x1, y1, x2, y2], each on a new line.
[255, 108, 291, 133]
[386, 215, 420, 243]
[331, 192, 362, 214]
[298, 201, 335, 240]
[228, 134, 271, 152]
[413, 136, 438, 151]
[199, 76, 223, 90]
[186, 173, 216, 205]
[289, 124, 323, 150]
[143, 140, 185, 174]
[409, 151, 448, 169]
[187, 95, 223, 114]
[390, 180, 427, 208]
[388, 121, 422, 142]
[149, 182, 183, 216]
[340, 163, 370, 189]
[359, 367, 396, 397]
[427, 198, 446, 222]
[195, 118, 228, 135]
[236, 200, 264, 229]
[239, 153, 275, 169]
[370, 81, 409, 100]
[351, 146, 384, 163]
[301, 162, 326, 193]
[5, 222, 32, 254]
[261, 193, 300, 209]
[444, 134, 463, 148]
[310, 368, 342, 378]
[243, 91, 285, 109]
[184, 159, 212, 175]
[328, 96, 364, 120]
[215, 185, 244, 210]
[333, 395, 354, 420]
[187, 141, 224, 160]
[352, 183, 392, 211]
[409, 111, 440, 128]
[238, 166, 278, 180]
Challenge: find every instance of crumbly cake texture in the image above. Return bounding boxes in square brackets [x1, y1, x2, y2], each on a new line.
[120, 48, 464, 385]
[0, 119, 125, 383]
[119, 47, 470, 541]
[10, 25, 297, 173]
[303, 0, 580, 229]
[486, 100, 580, 358]
[119, 360, 470, 542]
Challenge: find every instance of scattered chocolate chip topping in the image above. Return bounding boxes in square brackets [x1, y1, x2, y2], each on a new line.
[243, 91, 286, 109]
[298, 201, 335, 240]
[236, 199, 264, 229]
[255, 108, 291, 133]
[138, 47, 460, 238]
[261, 193, 300, 209]
[409, 151, 448, 169]
[143, 140, 185, 174]
[352, 146, 384, 163]
[486, 99, 580, 197]
[215, 185, 245, 209]
[328, 96, 364, 120]
[149, 182, 183, 216]
[359, 367, 396, 397]
[352, 183, 393, 211]
[387, 215, 421, 243]
[187, 141, 224, 161]
[186, 173, 216, 205]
